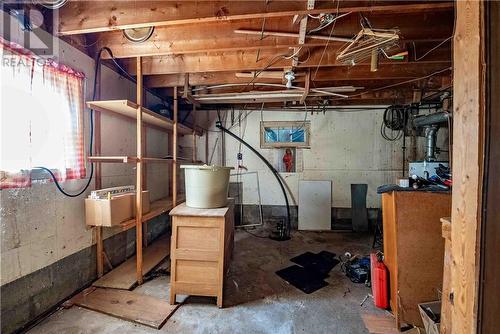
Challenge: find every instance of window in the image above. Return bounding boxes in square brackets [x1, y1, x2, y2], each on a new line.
[260, 121, 310, 148]
[1, 41, 86, 189]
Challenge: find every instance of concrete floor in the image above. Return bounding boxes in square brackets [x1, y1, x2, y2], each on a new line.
[27, 230, 386, 334]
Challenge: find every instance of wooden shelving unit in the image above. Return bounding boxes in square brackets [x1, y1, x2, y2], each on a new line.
[88, 57, 200, 287]
[87, 100, 200, 135]
[118, 195, 185, 231]
[88, 156, 174, 163]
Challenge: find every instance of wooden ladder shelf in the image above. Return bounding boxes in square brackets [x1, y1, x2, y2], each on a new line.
[89, 57, 199, 288]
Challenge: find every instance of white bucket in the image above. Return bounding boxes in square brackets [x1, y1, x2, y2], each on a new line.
[180, 165, 234, 208]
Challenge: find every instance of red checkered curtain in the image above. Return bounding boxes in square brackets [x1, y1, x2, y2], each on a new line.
[1, 40, 85, 189]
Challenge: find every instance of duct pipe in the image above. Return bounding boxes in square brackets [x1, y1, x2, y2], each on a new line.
[413, 112, 450, 128]
[424, 126, 439, 161]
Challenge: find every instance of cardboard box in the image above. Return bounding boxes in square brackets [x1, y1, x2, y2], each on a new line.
[85, 191, 150, 227]
[418, 301, 441, 334]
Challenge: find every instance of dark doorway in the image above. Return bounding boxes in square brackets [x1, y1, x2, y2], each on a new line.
[479, 2, 500, 333]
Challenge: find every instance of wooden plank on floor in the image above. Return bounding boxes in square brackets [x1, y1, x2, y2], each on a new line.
[361, 312, 400, 334]
[93, 235, 170, 290]
[72, 287, 179, 329]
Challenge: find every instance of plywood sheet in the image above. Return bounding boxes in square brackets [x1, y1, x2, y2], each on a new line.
[361, 313, 399, 334]
[93, 236, 170, 290]
[169, 200, 233, 217]
[298, 180, 332, 230]
[72, 287, 179, 329]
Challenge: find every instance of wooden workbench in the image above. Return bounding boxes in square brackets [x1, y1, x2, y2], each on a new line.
[169, 200, 234, 308]
[381, 191, 451, 329]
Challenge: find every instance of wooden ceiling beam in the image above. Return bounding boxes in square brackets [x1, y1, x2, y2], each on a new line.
[122, 46, 451, 75]
[190, 89, 414, 105]
[95, 12, 453, 59]
[144, 62, 451, 88]
[58, 1, 453, 36]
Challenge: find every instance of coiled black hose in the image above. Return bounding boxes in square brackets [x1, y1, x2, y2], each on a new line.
[380, 105, 407, 141]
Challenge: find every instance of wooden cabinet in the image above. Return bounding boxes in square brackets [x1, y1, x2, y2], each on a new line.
[382, 191, 451, 329]
[169, 200, 234, 308]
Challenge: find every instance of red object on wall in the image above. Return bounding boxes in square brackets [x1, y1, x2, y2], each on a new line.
[370, 253, 389, 309]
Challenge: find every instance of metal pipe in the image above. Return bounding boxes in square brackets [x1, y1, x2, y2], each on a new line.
[413, 112, 450, 127]
[424, 125, 439, 161]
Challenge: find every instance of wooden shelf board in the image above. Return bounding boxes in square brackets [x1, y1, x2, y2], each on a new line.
[88, 156, 174, 164]
[88, 156, 137, 163]
[87, 100, 198, 135]
[119, 195, 185, 231]
[93, 235, 170, 290]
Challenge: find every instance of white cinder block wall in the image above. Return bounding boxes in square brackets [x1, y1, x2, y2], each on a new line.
[195, 109, 449, 209]
[0, 35, 171, 286]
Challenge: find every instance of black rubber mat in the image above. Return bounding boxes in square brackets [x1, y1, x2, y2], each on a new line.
[290, 251, 340, 276]
[275, 265, 329, 294]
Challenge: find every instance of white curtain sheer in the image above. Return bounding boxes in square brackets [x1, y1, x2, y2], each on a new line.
[1, 42, 85, 189]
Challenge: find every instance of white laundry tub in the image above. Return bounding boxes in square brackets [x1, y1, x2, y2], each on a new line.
[180, 165, 234, 208]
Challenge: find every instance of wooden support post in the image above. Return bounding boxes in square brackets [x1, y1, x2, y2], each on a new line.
[143, 126, 148, 248]
[300, 70, 310, 104]
[136, 56, 144, 285]
[168, 131, 173, 195]
[173, 86, 178, 206]
[446, 1, 485, 333]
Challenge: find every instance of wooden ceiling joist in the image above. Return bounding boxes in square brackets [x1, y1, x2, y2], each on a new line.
[93, 11, 453, 59]
[58, 1, 454, 36]
[121, 43, 450, 75]
[144, 62, 451, 88]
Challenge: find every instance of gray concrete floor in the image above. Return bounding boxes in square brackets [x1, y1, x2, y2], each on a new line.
[27, 230, 386, 334]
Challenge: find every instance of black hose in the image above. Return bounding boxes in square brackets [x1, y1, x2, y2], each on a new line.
[215, 121, 291, 240]
[380, 105, 406, 141]
[34, 47, 112, 197]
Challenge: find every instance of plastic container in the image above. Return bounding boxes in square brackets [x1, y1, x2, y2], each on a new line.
[180, 165, 234, 208]
[370, 253, 389, 309]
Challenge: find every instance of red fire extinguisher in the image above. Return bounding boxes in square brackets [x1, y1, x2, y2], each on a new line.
[370, 253, 389, 309]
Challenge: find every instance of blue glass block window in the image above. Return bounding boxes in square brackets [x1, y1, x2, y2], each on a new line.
[261, 122, 310, 148]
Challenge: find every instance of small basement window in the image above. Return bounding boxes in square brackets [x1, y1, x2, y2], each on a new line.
[260, 121, 310, 149]
[1, 42, 86, 189]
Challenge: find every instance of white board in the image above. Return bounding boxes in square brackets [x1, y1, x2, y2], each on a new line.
[298, 180, 332, 231]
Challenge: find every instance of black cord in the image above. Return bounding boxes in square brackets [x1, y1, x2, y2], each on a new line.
[216, 121, 291, 240]
[242, 229, 269, 239]
[34, 47, 113, 197]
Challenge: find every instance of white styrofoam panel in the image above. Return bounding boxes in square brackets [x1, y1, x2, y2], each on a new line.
[298, 180, 332, 231]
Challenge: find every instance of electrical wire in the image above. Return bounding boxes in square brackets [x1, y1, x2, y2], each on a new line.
[312, 0, 341, 81]
[243, 228, 269, 239]
[239, 47, 311, 93]
[33, 47, 114, 197]
[337, 67, 453, 100]
[414, 36, 452, 62]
